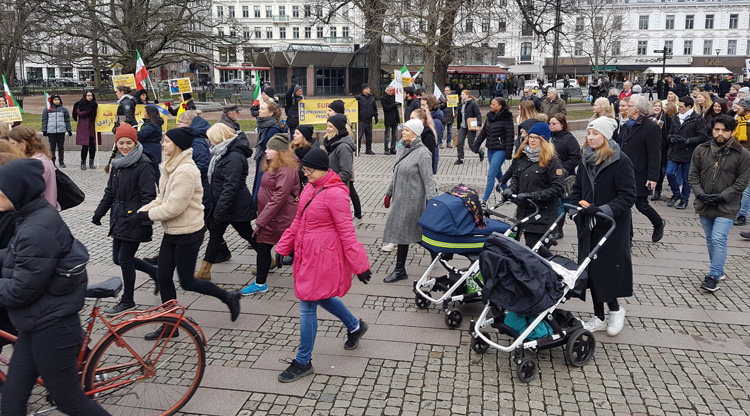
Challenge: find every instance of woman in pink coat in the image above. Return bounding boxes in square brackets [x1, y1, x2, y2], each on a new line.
[275, 148, 372, 383]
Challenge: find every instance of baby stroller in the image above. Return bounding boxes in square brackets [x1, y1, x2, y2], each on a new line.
[469, 203, 616, 382]
[413, 188, 541, 329]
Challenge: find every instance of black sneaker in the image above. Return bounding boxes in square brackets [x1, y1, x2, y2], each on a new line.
[278, 359, 313, 383]
[652, 221, 665, 243]
[104, 301, 136, 317]
[734, 216, 747, 226]
[225, 290, 241, 322]
[215, 251, 232, 264]
[700, 276, 719, 292]
[454, 160, 463, 165]
[365, 150, 375, 155]
[144, 324, 179, 341]
[344, 320, 368, 350]
[676, 199, 689, 210]
[741, 231, 750, 239]
[666, 195, 679, 207]
[143, 256, 158, 266]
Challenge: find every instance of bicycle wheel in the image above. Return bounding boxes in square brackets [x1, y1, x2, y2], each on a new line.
[83, 316, 206, 416]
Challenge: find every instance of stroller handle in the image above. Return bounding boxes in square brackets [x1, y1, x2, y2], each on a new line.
[562, 203, 617, 259]
[486, 197, 540, 231]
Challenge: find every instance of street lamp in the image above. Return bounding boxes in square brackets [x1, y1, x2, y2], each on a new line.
[715, 48, 722, 57]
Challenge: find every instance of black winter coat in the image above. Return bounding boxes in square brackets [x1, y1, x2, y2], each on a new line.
[472, 109, 514, 154]
[95, 154, 157, 242]
[210, 133, 257, 223]
[457, 99, 482, 128]
[285, 85, 303, 127]
[550, 131, 582, 176]
[617, 116, 662, 197]
[167, 99, 196, 116]
[356, 94, 378, 123]
[439, 99, 455, 125]
[381, 94, 400, 126]
[405, 98, 421, 121]
[137, 119, 164, 164]
[571, 151, 636, 303]
[668, 112, 709, 163]
[117, 95, 138, 126]
[509, 155, 566, 234]
[421, 128, 437, 163]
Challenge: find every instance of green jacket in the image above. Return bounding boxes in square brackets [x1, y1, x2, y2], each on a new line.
[689, 138, 750, 219]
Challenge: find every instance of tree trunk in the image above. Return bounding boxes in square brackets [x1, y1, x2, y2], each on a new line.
[423, 48, 436, 93]
[434, 0, 459, 89]
[362, 0, 385, 97]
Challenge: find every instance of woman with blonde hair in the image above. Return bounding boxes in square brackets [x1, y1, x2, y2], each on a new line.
[694, 91, 713, 115]
[663, 90, 679, 117]
[590, 97, 615, 121]
[516, 100, 540, 151]
[0, 140, 24, 157]
[7, 126, 59, 210]
[0, 122, 11, 141]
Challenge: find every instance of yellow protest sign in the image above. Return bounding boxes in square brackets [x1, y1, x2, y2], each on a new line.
[0, 107, 22, 123]
[112, 74, 137, 90]
[298, 98, 358, 124]
[169, 78, 192, 95]
[447, 94, 459, 108]
[95, 104, 169, 133]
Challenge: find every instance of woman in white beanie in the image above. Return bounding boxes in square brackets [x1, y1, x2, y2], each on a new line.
[382, 119, 437, 283]
[570, 116, 636, 337]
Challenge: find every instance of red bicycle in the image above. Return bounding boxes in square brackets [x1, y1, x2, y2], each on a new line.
[0, 277, 207, 415]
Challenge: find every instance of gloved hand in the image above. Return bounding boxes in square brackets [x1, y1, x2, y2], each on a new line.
[505, 151, 513, 160]
[502, 188, 514, 201]
[154, 99, 159, 104]
[701, 194, 724, 205]
[91, 215, 102, 226]
[165, 102, 172, 108]
[515, 192, 532, 202]
[375, 117, 379, 124]
[67, 131, 72, 137]
[384, 195, 391, 208]
[580, 205, 603, 216]
[275, 252, 284, 269]
[357, 269, 372, 284]
[137, 211, 150, 221]
[697, 193, 711, 202]
[42, 132, 48, 137]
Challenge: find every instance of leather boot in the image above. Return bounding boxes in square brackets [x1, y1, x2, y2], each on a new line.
[89, 159, 96, 169]
[383, 255, 408, 283]
[195, 260, 213, 280]
[81, 161, 87, 170]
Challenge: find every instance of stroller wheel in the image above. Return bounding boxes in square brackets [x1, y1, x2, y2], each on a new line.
[565, 329, 596, 367]
[414, 294, 431, 310]
[516, 357, 537, 382]
[444, 308, 463, 329]
[471, 335, 490, 354]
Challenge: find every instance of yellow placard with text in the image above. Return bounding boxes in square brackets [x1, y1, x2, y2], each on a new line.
[298, 98, 359, 125]
[446, 94, 459, 108]
[169, 78, 193, 95]
[112, 74, 137, 90]
[95, 104, 169, 133]
[0, 107, 22, 123]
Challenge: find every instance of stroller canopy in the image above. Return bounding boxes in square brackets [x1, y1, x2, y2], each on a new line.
[479, 233, 564, 315]
[421, 193, 500, 235]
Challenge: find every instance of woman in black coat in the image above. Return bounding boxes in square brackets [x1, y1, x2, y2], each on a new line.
[471, 98, 515, 203]
[115, 85, 137, 127]
[501, 122, 565, 254]
[137, 106, 164, 164]
[570, 117, 636, 337]
[649, 100, 671, 201]
[455, 90, 483, 164]
[93, 124, 159, 316]
[548, 113, 583, 237]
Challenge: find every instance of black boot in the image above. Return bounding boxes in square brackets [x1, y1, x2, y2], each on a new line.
[384, 245, 408, 283]
[81, 161, 87, 170]
[89, 159, 96, 169]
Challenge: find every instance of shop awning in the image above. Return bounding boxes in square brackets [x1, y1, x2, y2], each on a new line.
[447, 65, 508, 74]
[643, 66, 732, 75]
[215, 66, 271, 70]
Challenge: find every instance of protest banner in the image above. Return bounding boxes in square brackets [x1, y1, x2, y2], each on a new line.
[447, 94, 459, 108]
[95, 104, 169, 133]
[169, 78, 193, 94]
[298, 98, 358, 124]
[0, 106, 22, 123]
[112, 74, 137, 90]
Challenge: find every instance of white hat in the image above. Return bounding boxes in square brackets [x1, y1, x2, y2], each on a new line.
[586, 117, 618, 140]
[739, 87, 750, 96]
[403, 119, 424, 136]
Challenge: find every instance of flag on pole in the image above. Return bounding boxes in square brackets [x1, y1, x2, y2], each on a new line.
[2, 75, 23, 113]
[400, 65, 411, 80]
[394, 70, 404, 105]
[43, 90, 52, 111]
[135, 50, 148, 90]
[411, 66, 425, 82]
[252, 70, 261, 106]
[433, 83, 443, 100]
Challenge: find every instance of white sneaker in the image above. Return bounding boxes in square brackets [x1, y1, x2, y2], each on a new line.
[381, 243, 396, 252]
[607, 308, 626, 336]
[582, 316, 608, 333]
[353, 217, 363, 226]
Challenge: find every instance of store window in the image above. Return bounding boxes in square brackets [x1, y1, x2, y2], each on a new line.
[61, 67, 74, 78]
[293, 67, 308, 92]
[275, 68, 288, 95]
[27, 67, 43, 80]
[315, 68, 346, 96]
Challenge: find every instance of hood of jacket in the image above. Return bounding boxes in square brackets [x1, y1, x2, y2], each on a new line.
[191, 115, 211, 139]
[325, 134, 355, 153]
[118, 94, 135, 104]
[228, 132, 254, 158]
[486, 109, 513, 123]
[0, 159, 46, 210]
[311, 169, 346, 192]
[430, 109, 444, 121]
[49, 94, 63, 107]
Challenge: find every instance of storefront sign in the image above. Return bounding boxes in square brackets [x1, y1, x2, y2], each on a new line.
[705, 58, 725, 66]
[446, 95, 459, 108]
[298, 98, 358, 125]
[95, 104, 169, 133]
[0, 107, 22, 123]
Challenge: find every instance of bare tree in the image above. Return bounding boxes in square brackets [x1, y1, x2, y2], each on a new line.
[561, 0, 625, 79]
[0, 0, 46, 83]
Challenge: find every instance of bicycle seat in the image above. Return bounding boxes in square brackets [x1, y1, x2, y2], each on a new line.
[85, 277, 123, 298]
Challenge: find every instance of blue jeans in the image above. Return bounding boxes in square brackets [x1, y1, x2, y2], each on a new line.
[483, 150, 506, 201]
[297, 297, 359, 365]
[699, 216, 733, 278]
[666, 161, 691, 200]
[445, 123, 453, 145]
[738, 186, 750, 217]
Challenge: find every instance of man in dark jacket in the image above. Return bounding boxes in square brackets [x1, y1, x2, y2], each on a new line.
[355, 83, 378, 155]
[381, 86, 400, 155]
[404, 87, 421, 121]
[718, 76, 732, 98]
[689, 115, 750, 291]
[675, 77, 690, 98]
[218, 104, 241, 132]
[520, 87, 542, 112]
[617, 96, 665, 242]
[439, 85, 456, 148]
[285, 84, 304, 136]
[667, 96, 709, 209]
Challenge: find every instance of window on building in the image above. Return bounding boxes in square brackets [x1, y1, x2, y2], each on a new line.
[293, 6, 299, 18]
[520, 42, 532, 62]
[685, 15, 694, 29]
[703, 39, 713, 55]
[342, 26, 349, 38]
[293, 27, 300, 39]
[664, 40, 673, 54]
[684, 40, 692, 55]
[255, 27, 261, 38]
[521, 21, 533, 36]
[482, 19, 490, 32]
[279, 6, 285, 17]
[216, 5, 223, 18]
[614, 16, 622, 30]
[315, 68, 345, 96]
[637, 40, 648, 55]
[228, 6, 234, 17]
[304, 5, 311, 17]
[729, 14, 738, 29]
[317, 26, 324, 38]
[705, 14, 714, 29]
[315, 5, 322, 17]
[574, 41, 583, 56]
[612, 41, 620, 55]
[403, 21, 410, 34]
[728, 39, 737, 55]
[228, 47, 236, 62]
[254, 6, 260, 18]
[330, 27, 337, 38]
[305, 27, 311, 38]
[594, 16, 603, 29]
[266, 27, 273, 38]
[665, 15, 674, 29]
[388, 21, 396, 33]
[242, 6, 248, 18]
[498, 18, 506, 32]
[639, 15, 648, 30]
[498, 43, 505, 56]
[466, 19, 473, 32]
[575, 16, 584, 31]
[266, 6, 272, 18]
[419, 20, 425, 33]
[280, 27, 286, 38]
[188, 44, 197, 53]
[747, 39, 750, 55]
[243, 27, 250, 39]
[218, 47, 227, 62]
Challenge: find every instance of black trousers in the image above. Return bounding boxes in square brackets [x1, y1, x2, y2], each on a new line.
[1, 314, 111, 416]
[157, 231, 228, 304]
[635, 196, 663, 227]
[203, 210, 231, 261]
[349, 182, 362, 218]
[48, 133, 66, 164]
[248, 235, 274, 285]
[594, 300, 620, 320]
[358, 121, 373, 150]
[80, 137, 96, 162]
[205, 217, 253, 263]
[112, 239, 157, 303]
[384, 125, 398, 152]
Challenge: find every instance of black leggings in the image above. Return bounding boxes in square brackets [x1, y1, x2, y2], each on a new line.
[157, 231, 228, 304]
[204, 217, 253, 263]
[349, 182, 362, 219]
[113, 239, 157, 303]
[635, 196, 663, 227]
[81, 137, 96, 162]
[248, 235, 274, 285]
[48, 133, 66, 164]
[1, 314, 111, 415]
[593, 300, 620, 321]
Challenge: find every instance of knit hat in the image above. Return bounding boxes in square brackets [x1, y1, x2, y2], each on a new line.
[115, 123, 138, 143]
[705, 84, 714, 91]
[739, 87, 750, 96]
[527, 122, 551, 141]
[328, 114, 348, 131]
[403, 119, 424, 136]
[263, 87, 276, 97]
[586, 117, 618, 140]
[165, 127, 195, 151]
[301, 148, 329, 171]
[328, 99, 346, 115]
[183, 93, 193, 101]
[519, 118, 542, 134]
[267, 133, 291, 152]
[632, 84, 642, 94]
[296, 125, 314, 142]
[736, 97, 750, 110]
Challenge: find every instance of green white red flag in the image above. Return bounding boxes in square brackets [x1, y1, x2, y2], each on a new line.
[252, 70, 261, 106]
[2, 75, 23, 113]
[43, 90, 52, 111]
[135, 50, 148, 90]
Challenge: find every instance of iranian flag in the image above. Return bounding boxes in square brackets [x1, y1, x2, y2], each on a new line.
[2, 75, 23, 113]
[252, 70, 261, 106]
[43, 90, 52, 111]
[135, 50, 148, 90]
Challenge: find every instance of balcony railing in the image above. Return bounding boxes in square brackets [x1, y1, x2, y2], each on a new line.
[273, 15, 287, 22]
[324, 37, 353, 44]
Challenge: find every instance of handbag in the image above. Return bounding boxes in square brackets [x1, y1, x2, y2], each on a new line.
[56, 169, 85, 210]
[466, 117, 480, 131]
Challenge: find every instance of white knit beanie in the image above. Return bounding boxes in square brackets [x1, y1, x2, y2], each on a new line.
[403, 119, 424, 136]
[586, 117, 618, 140]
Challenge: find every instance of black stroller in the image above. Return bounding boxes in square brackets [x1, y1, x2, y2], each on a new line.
[469, 203, 616, 382]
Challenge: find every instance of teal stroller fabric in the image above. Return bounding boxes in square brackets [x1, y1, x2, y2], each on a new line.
[504, 311, 554, 340]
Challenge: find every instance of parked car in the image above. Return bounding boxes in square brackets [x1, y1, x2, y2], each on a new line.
[51, 77, 86, 87]
[220, 79, 248, 90]
[543, 79, 580, 89]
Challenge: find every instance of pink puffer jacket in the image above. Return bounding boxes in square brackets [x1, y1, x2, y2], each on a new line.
[276, 170, 370, 301]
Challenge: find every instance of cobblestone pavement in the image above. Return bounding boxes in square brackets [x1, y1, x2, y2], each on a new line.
[15, 131, 750, 415]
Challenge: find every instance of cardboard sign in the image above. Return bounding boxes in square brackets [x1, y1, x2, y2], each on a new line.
[112, 74, 137, 90]
[393, 70, 404, 104]
[169, 78, 192, 95]
[0, 106, 22, 123]
[446, 94, 459, 108]
[298, 98, 359, 124]
[95, 104, 169, 133]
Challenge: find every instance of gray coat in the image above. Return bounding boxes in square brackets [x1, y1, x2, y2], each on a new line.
[42, 104, 71, 134]
[327, 135, 355, 184]
[384, 139, 437, 244]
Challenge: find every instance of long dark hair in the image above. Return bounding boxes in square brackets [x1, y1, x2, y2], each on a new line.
[549, 113, 570, 132]
[144, 106, 161, 124]
[704, 98, 729, 128]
